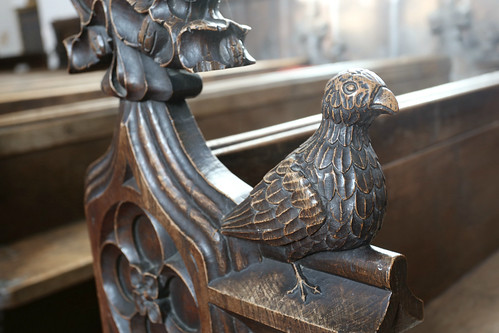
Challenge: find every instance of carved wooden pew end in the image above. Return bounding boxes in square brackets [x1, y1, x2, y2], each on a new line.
[66, 0, 423, 331]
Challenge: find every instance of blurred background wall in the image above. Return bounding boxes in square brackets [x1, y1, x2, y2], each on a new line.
[1, 0, 498, 79]
[223, 0, 499, 80]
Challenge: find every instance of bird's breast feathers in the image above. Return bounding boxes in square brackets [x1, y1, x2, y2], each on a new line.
[221, 139, 386, 256]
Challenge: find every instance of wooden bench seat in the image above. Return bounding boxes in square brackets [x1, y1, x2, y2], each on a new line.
[1, 71, 497, 315]
[0, 221, 92, 309]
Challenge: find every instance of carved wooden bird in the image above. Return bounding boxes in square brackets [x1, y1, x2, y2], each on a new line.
[221, 69, 399, 301]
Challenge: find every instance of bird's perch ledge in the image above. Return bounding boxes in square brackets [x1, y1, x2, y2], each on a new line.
[210, 246, 422, 332]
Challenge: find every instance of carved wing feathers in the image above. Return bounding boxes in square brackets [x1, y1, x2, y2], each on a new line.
[221, 159, 326, 246]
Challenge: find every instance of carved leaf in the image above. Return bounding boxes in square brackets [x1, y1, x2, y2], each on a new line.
[178, 20, 255, 72]
[71, 0, 97, 25]
[126, 0, 154, 13]
[67, 0, 254, 99]
[102, 38, 173, 100]
[64, 0, 112, 73]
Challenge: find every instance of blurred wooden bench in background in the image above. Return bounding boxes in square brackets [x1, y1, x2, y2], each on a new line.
[0, 57, 306, 115]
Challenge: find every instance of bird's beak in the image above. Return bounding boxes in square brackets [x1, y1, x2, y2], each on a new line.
[370, 86, 399, 115]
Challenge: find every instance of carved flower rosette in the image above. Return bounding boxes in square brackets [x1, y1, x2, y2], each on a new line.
[100, 202, 201, 332]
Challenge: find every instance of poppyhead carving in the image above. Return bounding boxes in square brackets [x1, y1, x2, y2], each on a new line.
[64, 0, 255, 100]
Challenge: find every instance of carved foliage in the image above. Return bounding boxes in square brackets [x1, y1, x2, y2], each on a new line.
[100, 202, 200, 332]
[65, 0, 255, 100]
[64, 0, 112, 72]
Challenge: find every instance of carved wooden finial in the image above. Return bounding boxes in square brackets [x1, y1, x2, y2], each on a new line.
[221, 69, 399, 300]
[64, 0, 255, 100]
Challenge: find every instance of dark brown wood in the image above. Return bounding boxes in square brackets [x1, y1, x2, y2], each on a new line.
[68, 0, 422, 332]
[0, 57, 305, 115]
[0, 56, 451, 248]
[0, 138, 109, 244]
[189, 55, 451, 139]
[70, 0, 253, 331]
[380, 122, 499, 301]
[210, 256, 404, 333]
[0, 56, 451, 279]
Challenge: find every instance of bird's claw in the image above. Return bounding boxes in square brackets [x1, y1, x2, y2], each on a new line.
[287, 279, 321, 302]
[288, 263, 321, 302]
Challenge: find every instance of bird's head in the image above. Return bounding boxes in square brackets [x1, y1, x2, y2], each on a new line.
[321, 68, 399, 126]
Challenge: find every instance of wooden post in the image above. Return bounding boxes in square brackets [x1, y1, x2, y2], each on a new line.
[66, 0, 422, 331]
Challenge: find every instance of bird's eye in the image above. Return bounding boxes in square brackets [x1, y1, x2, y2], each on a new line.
[343, 82, 357, 94]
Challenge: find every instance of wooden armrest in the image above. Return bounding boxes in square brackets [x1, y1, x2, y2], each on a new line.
[210, 246, 423, 332]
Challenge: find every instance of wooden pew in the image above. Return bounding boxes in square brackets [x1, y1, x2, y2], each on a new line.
[0, 56, 450, 301]
[2, 72, 497, 331]
[0, 58, 306, 115]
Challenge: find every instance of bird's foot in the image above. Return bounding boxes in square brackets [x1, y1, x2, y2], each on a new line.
[211, 228, 219, 239]
[287, 263, 321, 302]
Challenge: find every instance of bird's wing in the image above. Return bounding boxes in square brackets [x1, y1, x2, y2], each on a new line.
[221, 158, 326, 246]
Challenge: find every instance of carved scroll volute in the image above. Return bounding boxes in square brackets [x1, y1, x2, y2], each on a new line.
[67, 0, 255, 332]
